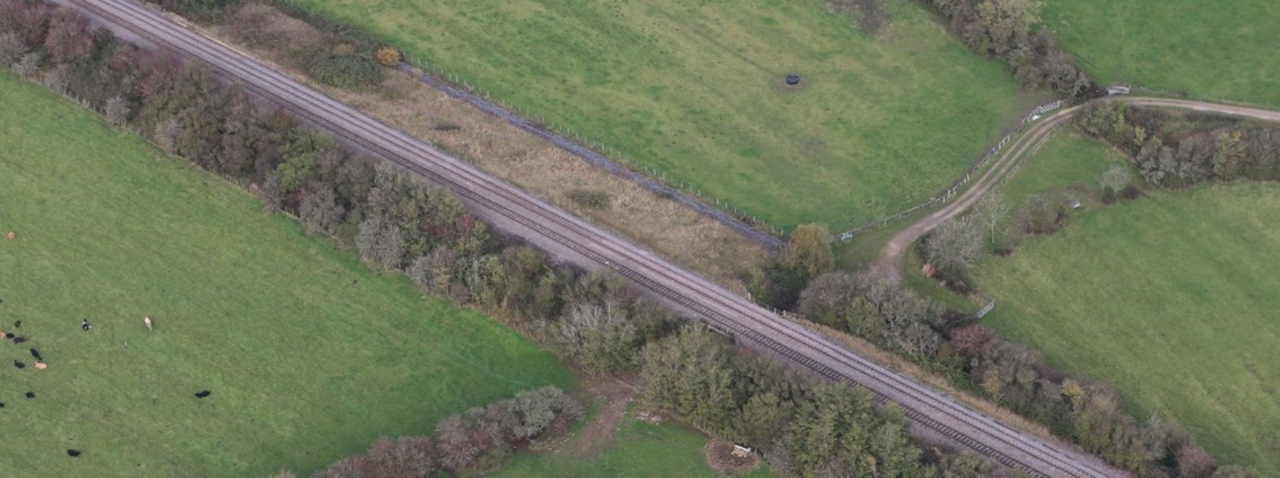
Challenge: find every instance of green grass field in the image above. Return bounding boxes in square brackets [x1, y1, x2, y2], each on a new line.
[1043, 0, 1280, 107]
[496, 410, 774, 478]
[974, 183, 1280, 474]
[0, 72, 573, 477]
[287, 0, 1019, 229]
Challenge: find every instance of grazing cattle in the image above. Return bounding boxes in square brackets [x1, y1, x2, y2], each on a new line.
[143, 316, 153, 331]
[66, 449, 81, 457]
[13, 360, 24, 369]
[25, 392, 35, 399]
[194, 390, 211, 398]
[13, 337, 26, 344]
[13, 320, 20, 328]
[3, 332, 12, 339]
[0, 402, 5, 408]
[34, 361, 47, 370]
[29, 348, 41, 360]
[81, 319, 92, 332]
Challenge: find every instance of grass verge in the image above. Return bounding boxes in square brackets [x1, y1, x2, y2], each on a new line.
[199, 5, 768, 290]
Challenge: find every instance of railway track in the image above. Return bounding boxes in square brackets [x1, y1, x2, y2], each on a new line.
[67, 0, 1130, 475]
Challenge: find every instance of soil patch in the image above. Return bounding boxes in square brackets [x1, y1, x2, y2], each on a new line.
[570, 378, 636, 457]
[704, 439, 759, 474]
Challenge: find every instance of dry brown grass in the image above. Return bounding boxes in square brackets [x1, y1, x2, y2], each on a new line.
[792, 317, 1062, 444]
[206, 4, 767, 290]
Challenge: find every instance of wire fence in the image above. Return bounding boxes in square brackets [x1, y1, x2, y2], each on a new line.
[837, 100, 1064, 242]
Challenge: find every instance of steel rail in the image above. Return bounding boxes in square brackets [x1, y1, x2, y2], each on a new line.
[70, 1, 1129, 475]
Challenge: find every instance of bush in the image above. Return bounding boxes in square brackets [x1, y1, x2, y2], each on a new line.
[374, 46, 402, 66]
[304, 51, 383, 90]
[566, 189, 611, 210]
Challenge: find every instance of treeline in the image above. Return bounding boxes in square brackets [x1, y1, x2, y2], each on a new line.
[1078, 102, 1280, 187]
[300, 386, 582, 477]
[918, 0, 1100, 101]
[1, 2, 985, 476]
[796, 271, 1258, 477]
[2, 0, 702, 384]
[640, 326, 998, 478]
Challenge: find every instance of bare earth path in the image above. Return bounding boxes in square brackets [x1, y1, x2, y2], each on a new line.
[871, 97, 1280, 282]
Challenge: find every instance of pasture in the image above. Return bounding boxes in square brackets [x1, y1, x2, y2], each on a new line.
[286, 0, 1020, 229]
[0, 72, 572, 477]
[1043, 0, 1280, 107]
[973, 183, 1280, 474]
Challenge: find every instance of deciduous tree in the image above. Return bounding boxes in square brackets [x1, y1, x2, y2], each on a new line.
[783, 223, 834, 278]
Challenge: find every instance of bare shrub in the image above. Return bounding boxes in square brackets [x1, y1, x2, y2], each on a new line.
[508, 386, 583, 440]
[41, 63, 72, 94]
[1100, 165, 1132, 194]
[374, 46, 402, 66]
[154, 117, 182, 154]
[43, 8, 93, 63]
[10, 52, 41, 77]
[299, 185, 345, 235]
[1175, 444, 1217, 478]
[104, 96, 131, 126]
[356, 214, 405, 269]
[924, 215, 983, 274]
[0, 33, 27, 67]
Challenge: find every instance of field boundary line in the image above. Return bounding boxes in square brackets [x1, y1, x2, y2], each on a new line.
[838, 99, 1064, 241]
[387, 63, 785, 251]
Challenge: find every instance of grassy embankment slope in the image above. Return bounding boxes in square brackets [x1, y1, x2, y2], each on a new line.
[287, 0, 1019, 229]
[0, 71, 573, 477]
[971, 132, 1280, 473]
[1043, 0, 1280, 107]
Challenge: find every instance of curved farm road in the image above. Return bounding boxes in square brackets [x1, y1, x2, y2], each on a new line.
[57, 1, 1265, 476]
[871, 97, 1280, 281]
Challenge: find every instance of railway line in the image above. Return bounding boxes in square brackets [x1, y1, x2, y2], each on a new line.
[67, 0, 1130, 475]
